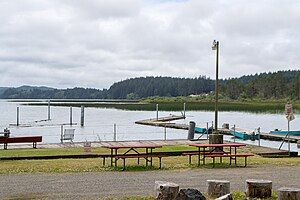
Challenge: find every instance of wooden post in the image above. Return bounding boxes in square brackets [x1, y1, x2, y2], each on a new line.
[47, 99, 51, 120]
[245, 179, 272, 199]
[69, 106, 73, 125]
[80, 106, 84, 127]
[164, 126, 167, 140]
[16, 107, 19, 126]
[155, 181, 179, 200]
[207, 180, 230, 198]
[278, 187, 300, 200]
[113, 123, 117, 141]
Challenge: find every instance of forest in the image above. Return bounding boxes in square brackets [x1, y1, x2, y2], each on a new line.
[0, 70, 299, 100]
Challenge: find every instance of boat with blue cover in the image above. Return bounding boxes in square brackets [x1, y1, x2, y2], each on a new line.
[195, 127, 207, 134]
[270, 129, 300, 136]
[229, 127, 259, 140]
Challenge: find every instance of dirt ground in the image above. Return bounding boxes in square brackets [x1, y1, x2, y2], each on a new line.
[0, 165, 299, 199]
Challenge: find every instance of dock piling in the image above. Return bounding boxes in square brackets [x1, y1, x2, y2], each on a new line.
[258, 127, 261, 146]
[16, 107, 20, 126]
[80, 106, 85, 127]
[70, 106, 73, 125]
[47, 100, 51, 120]
[113, 123, 117, 141]
[233, 124, 236, 143]
[164, 126, 167, 140]
[60, 125, 64, 143]
[206, 122, 209, 139]
[156, 104, 159, 120]
[183, 103, 186, 118]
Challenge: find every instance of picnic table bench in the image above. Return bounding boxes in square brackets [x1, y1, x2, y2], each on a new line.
[102, 143, 162, 170]
[188, 143, 254, 167]
[0, 136, 43, 150]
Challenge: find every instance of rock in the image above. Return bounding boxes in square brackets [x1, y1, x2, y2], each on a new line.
[175, 188, 206, 200]
[245, 179, 272, 198]
[207, 180, 230, 198]
[155, 181, 179, 200]
[278, 187, 300, 200]
[215, 193, 233, 200]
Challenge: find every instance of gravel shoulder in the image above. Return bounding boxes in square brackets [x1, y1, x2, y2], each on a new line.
[0, 165, 299, 199]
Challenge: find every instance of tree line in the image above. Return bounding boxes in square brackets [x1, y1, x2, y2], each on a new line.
[0, 70, 299, 100]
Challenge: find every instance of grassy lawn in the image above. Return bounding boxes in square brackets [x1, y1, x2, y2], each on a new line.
[0, 145, 299, 174]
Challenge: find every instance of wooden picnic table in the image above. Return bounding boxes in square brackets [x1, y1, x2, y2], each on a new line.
[189, 143, 248, 166]
[102, 143, 162, 168]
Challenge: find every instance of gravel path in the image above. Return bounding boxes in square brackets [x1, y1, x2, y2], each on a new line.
[0, 165, 299, 199]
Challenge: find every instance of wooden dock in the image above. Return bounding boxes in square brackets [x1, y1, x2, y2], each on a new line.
[135, 115, 188, 130]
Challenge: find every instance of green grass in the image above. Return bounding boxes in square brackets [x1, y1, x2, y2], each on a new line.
[0, 145, 299, 174]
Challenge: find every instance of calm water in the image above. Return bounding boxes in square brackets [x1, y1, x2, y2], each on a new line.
[0, 100, 299, 152]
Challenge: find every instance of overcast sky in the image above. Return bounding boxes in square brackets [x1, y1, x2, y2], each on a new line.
[0, 0, 299, 89]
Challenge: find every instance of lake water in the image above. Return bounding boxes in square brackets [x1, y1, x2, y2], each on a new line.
[0, 100, 299, 152]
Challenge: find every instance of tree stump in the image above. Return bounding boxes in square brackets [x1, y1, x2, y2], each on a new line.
[155, 181, 179, 200]
[278, 187, 300, 200]
[208, 134, 224, 152]
[245, 179, 272, 198]
[207, 180, 230, 198]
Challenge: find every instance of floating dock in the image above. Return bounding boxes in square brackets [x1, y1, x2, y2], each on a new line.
[136, 116, 299, 143]
[135, 115, 188, 130]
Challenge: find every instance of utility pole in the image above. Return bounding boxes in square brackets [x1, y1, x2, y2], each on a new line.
[212, 40, 219, 133]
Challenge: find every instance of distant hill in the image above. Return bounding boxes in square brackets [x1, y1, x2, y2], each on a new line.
[0, 70, 299, 100]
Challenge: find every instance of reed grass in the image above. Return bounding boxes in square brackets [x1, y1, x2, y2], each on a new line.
[24, 98, 300, 113]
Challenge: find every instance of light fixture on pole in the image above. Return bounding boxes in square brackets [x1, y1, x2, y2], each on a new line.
[212, 40, 219, 133]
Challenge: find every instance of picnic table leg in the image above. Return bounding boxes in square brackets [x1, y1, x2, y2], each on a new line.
[4, 143, 7, 150]
[115, 149, 118, 167]
[189, 155, 192, 165]
[122, 158, 125, 171]
[150, 148, 153, 167]
[110, 149, 113, 166]
[203, 147, 206, 165]
[159, 157, 162, 169]
[212, 157, 215, 168]
[234, 147, 237, 166]
[229, 146, 232, 165]
[103, 157, 106, 166]
[145, 148, 148, 167]
[198, 147, 200, 166]
[244, 157, 247, 167]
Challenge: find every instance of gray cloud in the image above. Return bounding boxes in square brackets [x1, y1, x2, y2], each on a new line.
[0, 0, 299, 89]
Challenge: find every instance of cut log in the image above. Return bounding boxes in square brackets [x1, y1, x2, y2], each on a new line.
[245, 179, 272, 198]
[155, 181, 179, 200]
[207, 180, 230, 198]
[278, 187, 300, 200]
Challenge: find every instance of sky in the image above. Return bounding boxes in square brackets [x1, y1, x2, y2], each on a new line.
[0, 0, 299, 89]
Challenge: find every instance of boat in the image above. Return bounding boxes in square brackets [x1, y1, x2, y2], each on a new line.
[195, 127, 207, 134]
[229, 127, 259, 140]
[270, 129, 300, 136]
